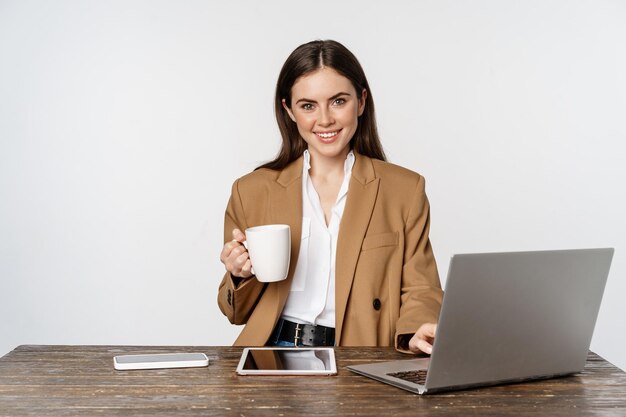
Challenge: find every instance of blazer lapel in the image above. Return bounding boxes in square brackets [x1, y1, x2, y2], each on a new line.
[271, 157, 304, 318]
[335, 153, 379, 344]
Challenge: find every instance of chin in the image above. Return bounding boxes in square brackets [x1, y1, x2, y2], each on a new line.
[325, 150, 351, 161]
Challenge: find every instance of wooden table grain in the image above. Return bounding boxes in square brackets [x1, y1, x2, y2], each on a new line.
[0, 345, 625, 416]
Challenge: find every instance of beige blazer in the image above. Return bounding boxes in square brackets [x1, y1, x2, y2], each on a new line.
[217, 152, 443, 352]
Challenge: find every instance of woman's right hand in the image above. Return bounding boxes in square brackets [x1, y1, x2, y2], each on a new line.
[408, 323, 437, 355]
[220, 228, 253, 278]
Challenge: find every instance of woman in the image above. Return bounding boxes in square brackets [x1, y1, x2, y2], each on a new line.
[218, 40, 442, 354]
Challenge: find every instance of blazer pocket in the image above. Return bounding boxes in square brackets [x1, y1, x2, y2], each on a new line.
[361, 231, 399, 251]
[290, 217, 311, 292]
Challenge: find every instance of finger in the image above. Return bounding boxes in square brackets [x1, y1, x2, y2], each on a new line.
[240, 259, 252, 277]
[231, 244, 246, 257]
[408, 330, 434, 355]
[220, 240, 242, 262]
[416, 339, 433, 355]
[419, 323, 437, 339]
[235, 251, 249, 265]
[232, 228, 246, 243]
[407, 334, 422, 353]
[219, 245, 231, 263]
[234, 257, 252, 278]
[223, 245, 246, 271]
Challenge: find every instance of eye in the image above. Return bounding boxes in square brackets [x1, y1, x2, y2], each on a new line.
[301, 103, 315, 111]
[333, 98, 346, 106]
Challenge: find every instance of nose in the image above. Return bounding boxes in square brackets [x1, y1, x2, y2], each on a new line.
[318, 107, 334, 127]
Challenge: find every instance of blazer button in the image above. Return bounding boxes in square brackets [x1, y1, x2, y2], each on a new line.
[227, 289, 232, 306]
[373, 298, 381, 310]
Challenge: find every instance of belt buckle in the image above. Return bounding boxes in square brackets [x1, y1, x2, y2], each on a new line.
[294, 323, 302, 347]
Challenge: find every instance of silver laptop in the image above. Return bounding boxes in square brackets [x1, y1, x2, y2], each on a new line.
[347, 248, 614, 394]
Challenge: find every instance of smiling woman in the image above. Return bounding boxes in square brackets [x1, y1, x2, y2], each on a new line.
[264, 40, 385, 171]
[282, 68, 366, 164]
[217, 40, 443, 355]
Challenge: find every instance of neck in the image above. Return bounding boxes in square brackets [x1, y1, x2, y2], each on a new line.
[308, 149, 350, 179]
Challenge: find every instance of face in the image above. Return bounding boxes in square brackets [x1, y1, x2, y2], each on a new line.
[283, 67, 366, 163]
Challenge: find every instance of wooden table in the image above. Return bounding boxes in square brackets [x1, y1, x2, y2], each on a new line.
[1, 345, 625, 416]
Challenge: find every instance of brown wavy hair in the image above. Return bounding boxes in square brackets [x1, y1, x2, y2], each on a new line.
[257, 39, 386, 170]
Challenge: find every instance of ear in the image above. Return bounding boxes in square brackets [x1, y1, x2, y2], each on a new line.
[358, 89, 367, 116]
[282, 99, 297, 122]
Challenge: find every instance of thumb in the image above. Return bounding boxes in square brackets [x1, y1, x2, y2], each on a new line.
[232, 228, 246, 243]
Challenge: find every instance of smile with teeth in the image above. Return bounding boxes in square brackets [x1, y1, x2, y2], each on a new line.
[315, 130, 340, 139]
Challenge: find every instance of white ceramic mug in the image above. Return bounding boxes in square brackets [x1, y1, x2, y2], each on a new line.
[244, 224, 291, 282]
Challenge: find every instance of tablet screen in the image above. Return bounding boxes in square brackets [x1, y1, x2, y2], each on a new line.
[236, 347, 337, 375]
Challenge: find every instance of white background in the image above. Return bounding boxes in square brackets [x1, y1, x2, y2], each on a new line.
[1, 1, 625, 369]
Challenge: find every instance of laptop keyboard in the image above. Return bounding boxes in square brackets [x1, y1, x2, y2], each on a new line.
[386, 369, 428, 385]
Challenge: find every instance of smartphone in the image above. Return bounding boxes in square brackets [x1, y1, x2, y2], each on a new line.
[113, 352, 209, 370]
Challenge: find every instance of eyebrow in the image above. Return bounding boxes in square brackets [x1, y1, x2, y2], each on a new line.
[295, 92, 351, 104]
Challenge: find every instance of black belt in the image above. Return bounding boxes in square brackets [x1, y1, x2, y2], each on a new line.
[271, 318, 335, 347]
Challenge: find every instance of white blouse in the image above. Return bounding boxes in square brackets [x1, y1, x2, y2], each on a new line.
[280, 150, 355, 328]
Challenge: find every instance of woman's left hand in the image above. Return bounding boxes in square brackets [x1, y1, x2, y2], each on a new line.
[408, 323, 437, 355]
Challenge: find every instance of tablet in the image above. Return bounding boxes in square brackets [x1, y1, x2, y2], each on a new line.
[236, 347, 337, 375]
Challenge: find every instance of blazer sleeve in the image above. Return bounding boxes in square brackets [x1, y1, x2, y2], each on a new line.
[217, 178, 266, 325]
[394, 175, 443, 352]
